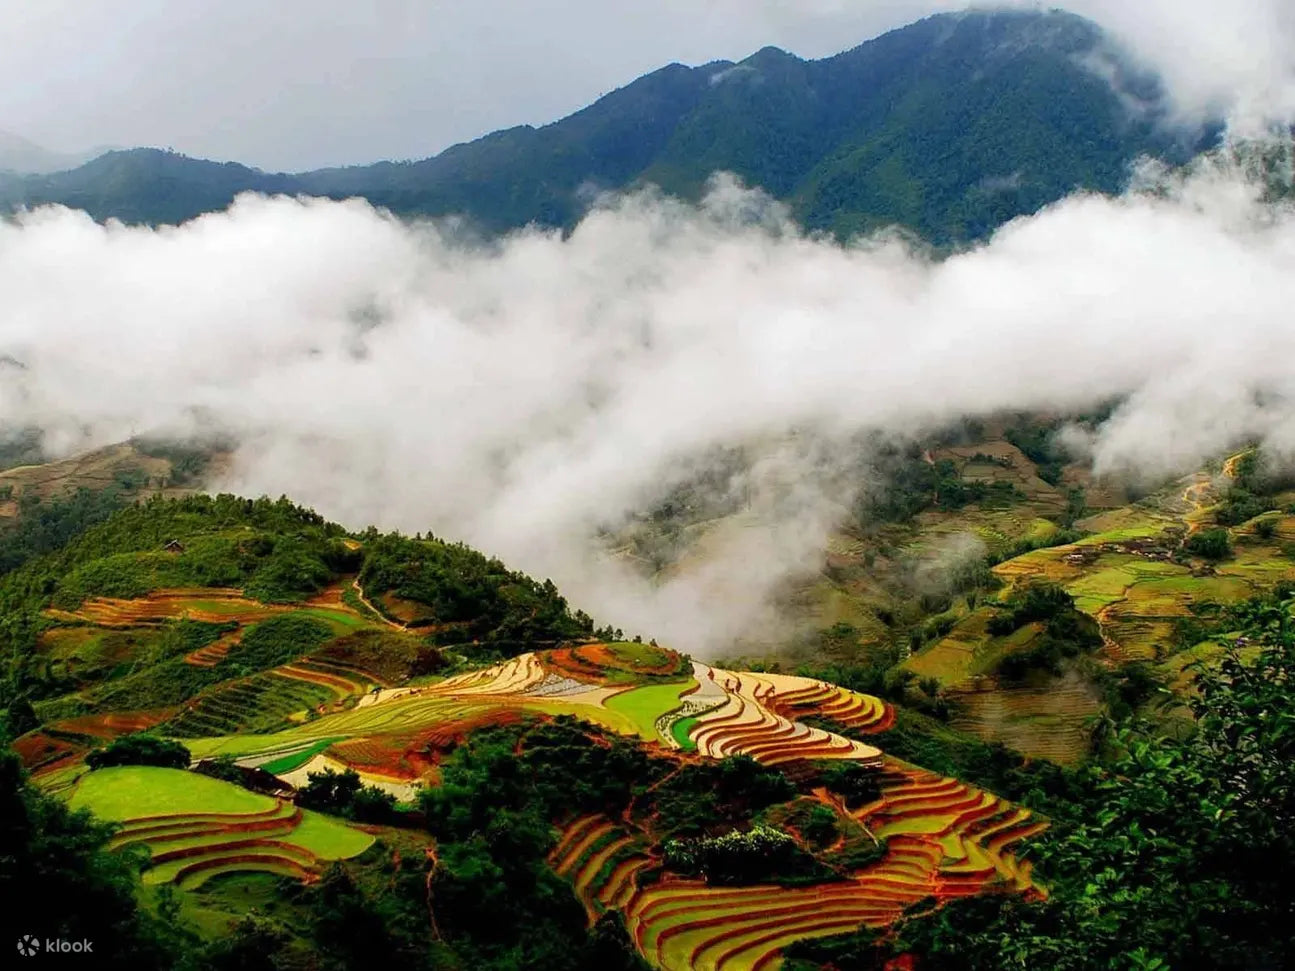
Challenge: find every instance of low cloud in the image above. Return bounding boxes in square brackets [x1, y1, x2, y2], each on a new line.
[1, 145, 1293, 653]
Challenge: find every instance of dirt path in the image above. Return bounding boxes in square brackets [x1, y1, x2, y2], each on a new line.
[351, 580, 408, 631]
[1181, 450, 1248, 535]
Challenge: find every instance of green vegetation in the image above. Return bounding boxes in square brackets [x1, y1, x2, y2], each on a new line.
[67, 766, 273, 819]
[985, 582, 1102, 679]
[0, 749, 183, 968]
[604, 679, 696, 739]
[297, 766, 398, 823]
[282, 810, 375, 860]
[8, 428, 1295, 970]
[86, 733, 191, 770]
[358, 532, 595, 650]
[663, 824, 827, 885]
[0, 485, 135, 576]
[856, 449, 1024, 526]
[0, 10, 1209, 244]
[646, 755, 797, 837]
[803, 592, 1295, 970]
[1184, 527, 1232, 560]
[0, 427, 45, 470]
[813, 760, 883, 808]
[1004, 417, 1066, 485]
[1214, 449, 1294, 526]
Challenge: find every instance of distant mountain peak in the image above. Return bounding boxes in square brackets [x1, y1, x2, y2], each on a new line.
[0, 8, 1216, 238]
[0, 130, 109, 175]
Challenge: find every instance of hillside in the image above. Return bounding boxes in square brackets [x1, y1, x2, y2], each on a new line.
[2, 477, 1293, 967]
[0, 9, 1214, 241]
[1, 493, 1049, 968]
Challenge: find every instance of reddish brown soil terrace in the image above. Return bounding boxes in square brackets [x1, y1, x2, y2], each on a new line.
[543, 643, 684, 685]
[50, 709, 175, 740]
[762, 680, 896, 734]
[304, 583, 348, 609]
[329, 709, 525, 778]
[46, 588, 280, 627]
[184, 633, 241, 668]
[549, 757, 1045, 971]
[377, 592, 437, 626]
[13, 731, 85, 772]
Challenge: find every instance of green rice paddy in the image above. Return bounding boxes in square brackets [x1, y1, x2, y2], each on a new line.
[604, 679, 697, 740]
[68, 766, 274, 819]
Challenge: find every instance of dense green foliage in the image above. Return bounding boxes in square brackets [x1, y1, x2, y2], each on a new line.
[85, 733, 191, 770]
[0, 749, 180, 969]
[0, 11, 1211, 243]
[798, 594, 1295, 970]
[297, 766, 398, 823]
[1004, 417, 1067, 485]
[1214, 449, 1295, 527]
[0, 494, 602, 724]
[2, 494, 350, 617]
[418, 717, 657, 969]
[228, 615, 334, 672]
[645, 755, 798, 837]
[0, 486, 134, 576]
[812, 760, 884, 808]
[0, 427, 45, 471]
[985, 582, 1102, 678]
[358, 532, 594, 650]
[663, 824, 826, 885]
[1183, 527, 1232, 561]
[857, 453, 1024, 527]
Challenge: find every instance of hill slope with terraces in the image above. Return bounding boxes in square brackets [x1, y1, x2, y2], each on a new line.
[0, 492, 1059, 970]
[3, 457, 1292, 969]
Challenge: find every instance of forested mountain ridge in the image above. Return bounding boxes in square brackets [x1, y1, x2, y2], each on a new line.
[0, 9, 1215, 241]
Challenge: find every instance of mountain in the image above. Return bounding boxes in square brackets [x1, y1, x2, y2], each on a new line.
[0, 130, 107, 175]
[0, 9, 1216, 242]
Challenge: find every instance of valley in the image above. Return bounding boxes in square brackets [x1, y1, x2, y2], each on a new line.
[5, 425, 1294, 968]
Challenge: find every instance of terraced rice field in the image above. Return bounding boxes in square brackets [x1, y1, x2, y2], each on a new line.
[950, 669, 1099, 764]
[46, 588, 284, 627]
[685, 667, 885, 767]
[52, 708, 174, 740]
[550, 759, 1044, 971]
[68, 767, 372, 888]
[13, 730, 85, 773]
[164, 673, 336, 737]
[41, 625, 1048, 963]
[164, 651, 898, 839]
[184, 632, 241, 667]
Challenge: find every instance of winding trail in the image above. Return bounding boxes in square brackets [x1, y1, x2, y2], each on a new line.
[351, 579, 408, 631]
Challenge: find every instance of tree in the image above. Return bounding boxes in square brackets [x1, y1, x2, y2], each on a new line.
[1184, 528, 1231, 561]
[86, 733, 191, 770]
[0, 747, 182, 968]
[873, 594, 1295, 970]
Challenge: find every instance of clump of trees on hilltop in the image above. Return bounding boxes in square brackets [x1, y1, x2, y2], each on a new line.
[357, 532, 595, 651]
[85, 734, 190, 770]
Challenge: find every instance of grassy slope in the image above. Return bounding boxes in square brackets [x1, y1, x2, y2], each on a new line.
[67, 766, 274, 818]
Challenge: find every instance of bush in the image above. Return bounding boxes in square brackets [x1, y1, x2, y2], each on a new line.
[86, 734, 190, 770]
[297, 766, 397, 822]
[664, 824, 824, 885]
[814, 761, 883, 808]
[1184, 528, 1231, 561]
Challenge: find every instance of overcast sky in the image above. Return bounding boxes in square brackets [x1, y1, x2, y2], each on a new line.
[2, 1, 1292, 171]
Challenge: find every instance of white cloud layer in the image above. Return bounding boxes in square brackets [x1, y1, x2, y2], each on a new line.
[1, 146, 1293, 652]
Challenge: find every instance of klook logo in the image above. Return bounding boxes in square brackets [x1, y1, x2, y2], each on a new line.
[15, 935, 94, 957]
